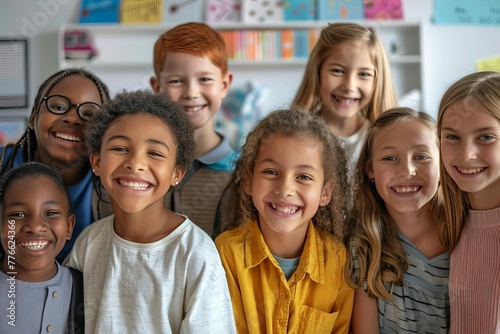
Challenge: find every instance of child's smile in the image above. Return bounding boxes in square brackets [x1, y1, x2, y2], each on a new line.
[117, 178, 152, 190]
[91, 114, 183, 214]
[1, 176, 74, 282]
[270, 202, 300, 215]
[250, 135, 331, 237]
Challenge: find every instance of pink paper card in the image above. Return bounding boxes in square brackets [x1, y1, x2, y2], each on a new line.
[206, 0, 241, 22]
[364, 0, 403, 19]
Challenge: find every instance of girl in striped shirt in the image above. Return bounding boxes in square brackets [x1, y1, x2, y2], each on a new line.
[347, 107, 450, 333]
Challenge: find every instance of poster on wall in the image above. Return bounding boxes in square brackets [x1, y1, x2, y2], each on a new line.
[434, 0, 500, 25]
[0, 39, 28, 108]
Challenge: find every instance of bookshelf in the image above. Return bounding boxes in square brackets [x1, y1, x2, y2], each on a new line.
[59, 21, 421, 66]
[57, 20, 423, 110]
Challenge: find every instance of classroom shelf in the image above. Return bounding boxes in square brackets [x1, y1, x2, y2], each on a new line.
[58, 20, 423, 110]
[59, 21, 422, 69]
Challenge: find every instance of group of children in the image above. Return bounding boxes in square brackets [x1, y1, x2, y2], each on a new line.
[0, 20, 498, 334]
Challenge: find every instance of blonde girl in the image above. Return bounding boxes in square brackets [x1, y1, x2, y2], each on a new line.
[293, 22, 397, 176]
[215, 107, 354, 333]
[438, 71, 500, 334]
[347, 107, 449, 333]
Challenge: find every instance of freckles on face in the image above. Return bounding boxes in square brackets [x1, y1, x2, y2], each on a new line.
[156, 52, 230, 131]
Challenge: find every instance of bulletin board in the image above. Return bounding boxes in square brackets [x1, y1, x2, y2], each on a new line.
[0, 38, 29, 109]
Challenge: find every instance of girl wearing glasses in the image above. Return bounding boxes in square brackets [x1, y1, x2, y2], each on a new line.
[0, 68, 112, 262]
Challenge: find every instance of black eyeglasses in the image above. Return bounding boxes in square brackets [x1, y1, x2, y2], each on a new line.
[43, 95, 101, 121]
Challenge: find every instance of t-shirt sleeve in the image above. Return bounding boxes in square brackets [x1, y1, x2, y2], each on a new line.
[180, 242, 236, 333]
[62, 225, 87, 271]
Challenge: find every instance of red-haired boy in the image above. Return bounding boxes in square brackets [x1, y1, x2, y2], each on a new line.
[150, 22, 235, 238]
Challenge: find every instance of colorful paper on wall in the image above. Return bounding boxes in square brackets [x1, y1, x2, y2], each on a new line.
[121, 0, 163, 23]
[283, 0, 316, 21]
[476, 56, 500, 72]
[364, 0, 403, 20]
[434, 0, 500, 25]
[317, 0, 364, 20]
[79, 0, 120, 23]
[242, 0, 284, 22]
[164, 0, 204, 23]
[206, 0, 241, 22]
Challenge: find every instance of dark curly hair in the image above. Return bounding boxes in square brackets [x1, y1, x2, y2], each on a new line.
[85, 90, 195, 172]
[0, 68, 110, 175]
[221, 106, 350, 241]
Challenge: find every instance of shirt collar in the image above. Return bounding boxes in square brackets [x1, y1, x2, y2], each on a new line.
[244, 220, 325, 284]
[196, 132, 233, 165]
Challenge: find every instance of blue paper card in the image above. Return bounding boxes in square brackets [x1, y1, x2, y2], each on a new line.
[434, 0, 500, 25]
[317, 0, 364, 20]
[79, 0, 120, 23]
[283, 0, 316, 21]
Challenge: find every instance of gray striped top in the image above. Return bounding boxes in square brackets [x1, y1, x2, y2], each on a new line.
[378, 233, 450, 333]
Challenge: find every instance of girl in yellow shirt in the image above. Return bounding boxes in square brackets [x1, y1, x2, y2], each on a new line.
[215, 107, 354, 333]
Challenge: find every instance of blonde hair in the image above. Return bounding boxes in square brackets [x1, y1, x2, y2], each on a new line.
[346, 107, 445, 300]
[293, 22, 397, 123]
[221, 106, 350, 241]
[437, 71, 500, 251]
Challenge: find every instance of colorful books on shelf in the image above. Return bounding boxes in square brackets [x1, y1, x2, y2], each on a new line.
[219, 29, 319, 61]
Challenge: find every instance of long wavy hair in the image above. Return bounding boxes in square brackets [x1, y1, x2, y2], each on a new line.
[437, 71, 500, 251]
[346, 107, 446, 300]
[221, 106, 350, 241]
[293, 22, 397, 123]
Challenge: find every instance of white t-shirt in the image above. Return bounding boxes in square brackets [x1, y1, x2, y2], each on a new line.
[339, 118, 371, 179]
[64, 215, 236, 334]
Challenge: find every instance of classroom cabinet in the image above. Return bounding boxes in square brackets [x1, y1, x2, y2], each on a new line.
[57, 20, 423, 111]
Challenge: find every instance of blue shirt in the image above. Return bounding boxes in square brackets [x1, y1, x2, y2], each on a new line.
[0, 262, 73, 333]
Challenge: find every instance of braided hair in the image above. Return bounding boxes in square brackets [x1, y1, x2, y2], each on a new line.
[0, 68, 110, 175]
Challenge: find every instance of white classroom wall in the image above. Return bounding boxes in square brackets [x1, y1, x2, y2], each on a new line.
[1, 0, 499, 120]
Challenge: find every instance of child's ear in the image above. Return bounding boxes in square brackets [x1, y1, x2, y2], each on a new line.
[367, 169, 375, 183]
[320, 181, 333, 206]
[242, 179, 252, 196]
[170, 167, 187, 187]
[220, 72, 233, 99]
[89, 153, 101, 176]
[150, 76, 160, 93]
[66, 214, 76, 241]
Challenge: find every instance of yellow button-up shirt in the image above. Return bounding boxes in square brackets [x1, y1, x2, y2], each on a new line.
[215, 220, 354, 333]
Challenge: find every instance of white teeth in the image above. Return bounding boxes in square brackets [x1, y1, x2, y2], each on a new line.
[119, 180, 150, 190]
[184, 106, 203, 112]
[457, 167, 484, 174]
[393, 186, 420, 194]
[336, 97, 356, 104]
[55, 132, 81, 142]
[271, 203, 299, 214]
[19, 240, 49, 250]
